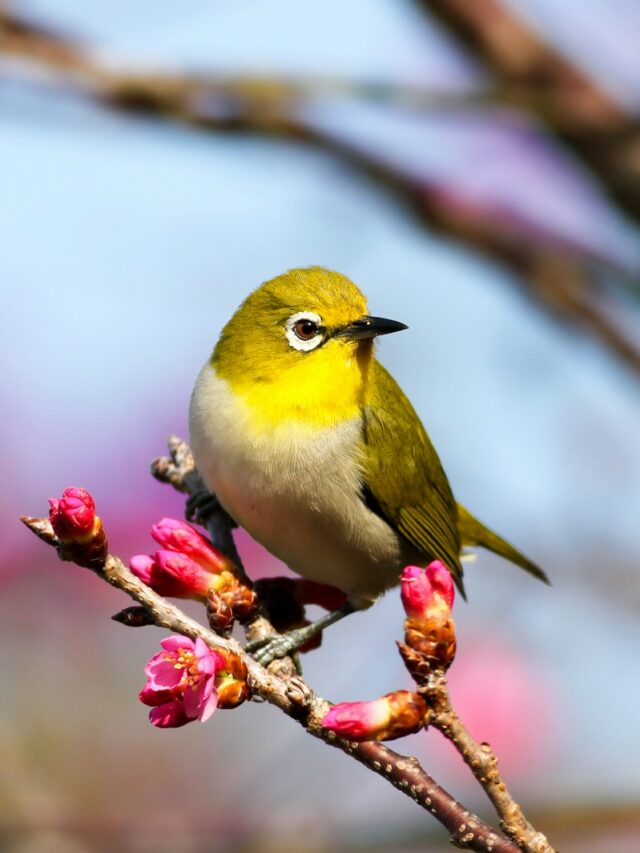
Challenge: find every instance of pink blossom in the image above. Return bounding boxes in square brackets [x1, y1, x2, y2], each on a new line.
[49, 487, 97, 541]
[401, 561, 454, 624]
[151, 518, 234, 573]
[139, 635, 223, 728]
[130, 550, 217, 600]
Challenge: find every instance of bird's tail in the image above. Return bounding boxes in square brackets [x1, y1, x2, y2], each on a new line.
[457, 505, 549, 584]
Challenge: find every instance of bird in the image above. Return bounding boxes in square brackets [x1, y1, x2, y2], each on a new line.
[189, 267, 548, 663]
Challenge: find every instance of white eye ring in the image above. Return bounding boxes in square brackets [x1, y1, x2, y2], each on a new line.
[285, 311, 324, 352]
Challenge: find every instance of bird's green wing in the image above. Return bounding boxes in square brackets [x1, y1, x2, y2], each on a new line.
[360, 360, 465, 594]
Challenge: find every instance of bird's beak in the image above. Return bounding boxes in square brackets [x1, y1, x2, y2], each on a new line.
[334, 315, 408, 340]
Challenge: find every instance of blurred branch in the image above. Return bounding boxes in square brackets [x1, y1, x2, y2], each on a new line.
[20, 435, 538, 853]
[2, 9, 639, 374]
[0, 8, 489, 110]
[415, 0, 640, 227]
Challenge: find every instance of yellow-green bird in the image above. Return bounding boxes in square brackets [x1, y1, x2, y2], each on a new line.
[189, 267, 548, 663]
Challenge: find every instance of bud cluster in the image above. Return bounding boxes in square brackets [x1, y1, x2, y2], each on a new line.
[130, 518, 257, 634]
[321, 560, 457, 742]
[30, 490, 253, 730]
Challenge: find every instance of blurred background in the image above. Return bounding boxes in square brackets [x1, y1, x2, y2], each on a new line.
[2, 1, 640, 850]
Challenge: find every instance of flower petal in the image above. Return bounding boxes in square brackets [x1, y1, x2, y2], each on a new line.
[149, 701, 190, 728]
[139, 685, 176, 707]
[198, 685, 219, 722]
[145, 659, 184, 689]
[160, 635, 195, 654]
[193, 638, 219, 675]
[180, 667, 208, 717]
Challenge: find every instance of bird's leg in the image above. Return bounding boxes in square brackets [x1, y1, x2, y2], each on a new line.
[245, 600, 357, 666]
[185, 489, 237, 528]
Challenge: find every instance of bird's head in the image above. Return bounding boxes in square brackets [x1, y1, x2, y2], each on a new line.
[212, 267, 407, 427]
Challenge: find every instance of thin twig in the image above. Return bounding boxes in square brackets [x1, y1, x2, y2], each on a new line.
[21, 433, 552, 851]
[20, 508, 521, 853]
[426, 674, 553, 852]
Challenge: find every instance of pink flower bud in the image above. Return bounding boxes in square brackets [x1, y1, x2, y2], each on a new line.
[151, 518, 234, 573]
[400, 562, 457, 674]
[401, 561, 454, 624]
[130, 550, 215, 600]
[129, 554, 155, 586]
[322, 698, 392, 740]
[322, 691, 429, 742]
[49, 487, 97, 542]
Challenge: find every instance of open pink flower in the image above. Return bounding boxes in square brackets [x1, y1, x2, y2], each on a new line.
[151, 518, 234, 573]
[49, 487, 97, 542]
[139, 635, 223, 728]
[401, 561, 454, 625]
[130, 550, 217, 600]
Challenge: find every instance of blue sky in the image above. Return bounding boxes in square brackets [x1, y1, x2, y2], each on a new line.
[3, 0, 640, 844]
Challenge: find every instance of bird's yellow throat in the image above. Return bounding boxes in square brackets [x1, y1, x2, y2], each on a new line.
[212, 339, 373, 431]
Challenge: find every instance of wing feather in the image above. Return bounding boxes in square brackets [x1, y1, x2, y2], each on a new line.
[361, 361, 465, 593]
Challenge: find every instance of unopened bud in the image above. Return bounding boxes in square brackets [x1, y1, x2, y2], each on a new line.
[130, 550, 214, 600]
[48, 488, 108, 567]
[401, 562, 454, 624]
[206, 590, 235, 635]
[151, 518, 235, 573]
[322, 690, 429, 742]
[219, 581, 258, 624]
[400, 562, 456, 673]
[112, 605, 155, 627]
[49, 488, 96, 541]
[215, 650, 250, 709]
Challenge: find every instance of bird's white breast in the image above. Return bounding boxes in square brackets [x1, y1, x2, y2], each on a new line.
[189, 364, 407, 603]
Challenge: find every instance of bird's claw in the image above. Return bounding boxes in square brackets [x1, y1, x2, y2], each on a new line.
[245, 628, 310, 667]
[186, 489, 224, 525]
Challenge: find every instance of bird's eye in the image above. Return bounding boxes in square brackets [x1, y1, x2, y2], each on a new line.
[294, 319, 318, 341]
[285, 311, 324, 352]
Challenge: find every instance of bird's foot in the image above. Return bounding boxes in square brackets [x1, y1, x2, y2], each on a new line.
[245, 627, 313, 667]
[186, 489, 236, 527]
[246, 601, 356, 667]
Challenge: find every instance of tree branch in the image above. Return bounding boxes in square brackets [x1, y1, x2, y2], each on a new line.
[20, 434, 555, 852]
[427, 674, 552, 852]
[2, 9, 639, 376]
[414, 0, 640, 226]
[20, 522, 520, 852]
